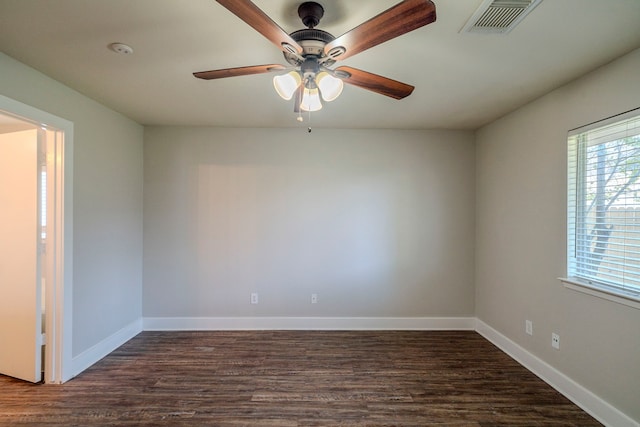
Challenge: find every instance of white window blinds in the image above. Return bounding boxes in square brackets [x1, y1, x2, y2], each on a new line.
[567, 109, 640, 299]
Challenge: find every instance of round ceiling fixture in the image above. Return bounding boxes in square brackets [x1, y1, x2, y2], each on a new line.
[108, 42, 133, 54]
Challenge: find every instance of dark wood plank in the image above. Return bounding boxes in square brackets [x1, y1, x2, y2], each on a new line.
[0, 331, 601, 426]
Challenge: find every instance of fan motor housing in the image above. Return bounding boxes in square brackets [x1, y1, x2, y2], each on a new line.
[283, 28, 335, 66]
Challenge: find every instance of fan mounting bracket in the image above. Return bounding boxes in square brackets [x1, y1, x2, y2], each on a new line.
[298, 2, 324, 29]
[326, 46, 346, 60]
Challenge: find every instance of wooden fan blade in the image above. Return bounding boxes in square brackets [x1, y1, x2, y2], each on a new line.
[336, 66, 414, 100]
[216, 0, 303, 55]
[194, 64, 286, 80]
[324, 0, 436, 61]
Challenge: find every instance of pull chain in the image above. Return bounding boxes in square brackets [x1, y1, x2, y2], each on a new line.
[295, 105, 312, 133]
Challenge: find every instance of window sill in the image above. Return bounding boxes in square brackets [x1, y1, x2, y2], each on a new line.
[559, 277, 640, 310]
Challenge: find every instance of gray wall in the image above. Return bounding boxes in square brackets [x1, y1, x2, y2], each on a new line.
[143, 127, 475, 318]
[0, 53, 144, 357]
[475, 48, 640, 420]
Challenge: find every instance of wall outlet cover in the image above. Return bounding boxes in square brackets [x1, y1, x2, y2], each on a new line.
[525, 320, 533, 335]
[552, 332, 560, 349]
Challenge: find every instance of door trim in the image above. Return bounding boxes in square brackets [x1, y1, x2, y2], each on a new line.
[0, 95, 74, 383]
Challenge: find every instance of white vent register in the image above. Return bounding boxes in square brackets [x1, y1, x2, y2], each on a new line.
[461, 0, 543, 34]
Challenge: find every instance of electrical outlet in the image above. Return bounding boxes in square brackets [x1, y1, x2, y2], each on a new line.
[525, 320, 533, 336]
[311, 293, 318, 304]
[552, 332, 560, 349]
[251, 293, 259, 304]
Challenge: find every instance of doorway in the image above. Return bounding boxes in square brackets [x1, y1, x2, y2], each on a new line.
[0, 95, 73, 383]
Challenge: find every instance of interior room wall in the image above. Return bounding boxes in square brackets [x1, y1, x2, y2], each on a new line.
[143, 127, 475, 320]
[475, 47, 640, 421]
[0, 53, 144, 358]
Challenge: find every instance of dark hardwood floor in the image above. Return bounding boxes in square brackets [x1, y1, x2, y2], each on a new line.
[0, 331, 600, 426]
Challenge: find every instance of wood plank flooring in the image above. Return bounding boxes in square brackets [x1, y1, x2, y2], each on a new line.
[0, 331, 600, 426]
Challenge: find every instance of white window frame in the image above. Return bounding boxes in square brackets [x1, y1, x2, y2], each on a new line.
[561, 108, 640, 310]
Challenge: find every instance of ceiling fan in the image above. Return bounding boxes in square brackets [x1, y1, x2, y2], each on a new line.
[194, 0, 437, 116]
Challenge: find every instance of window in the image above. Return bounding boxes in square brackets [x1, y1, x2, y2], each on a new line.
[567, 109, 640, 303]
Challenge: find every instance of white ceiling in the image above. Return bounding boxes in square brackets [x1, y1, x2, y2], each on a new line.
[1, 0, 640, 130]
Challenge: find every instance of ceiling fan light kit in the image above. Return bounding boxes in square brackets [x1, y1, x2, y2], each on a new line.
[273, 71, 302, 100]
[300, 87, 322, 112]
[316, 72, 343, 102]
[195, 0, 437, 121]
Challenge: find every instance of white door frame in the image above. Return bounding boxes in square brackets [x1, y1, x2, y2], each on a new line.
[0, 94, 73, 383]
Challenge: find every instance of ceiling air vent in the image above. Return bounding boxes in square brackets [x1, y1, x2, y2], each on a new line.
[461, 0, 543, 34]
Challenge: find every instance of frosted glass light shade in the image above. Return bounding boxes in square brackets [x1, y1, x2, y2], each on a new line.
[316, 72, 343, 102]
[273, 71, 301, 100]
[300, 87, 322, 111]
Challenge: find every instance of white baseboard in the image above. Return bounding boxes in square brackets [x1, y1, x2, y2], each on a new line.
[475, 319, 638, 427]
[142, 316, 476, 331]
[71, 318, 142, 378]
